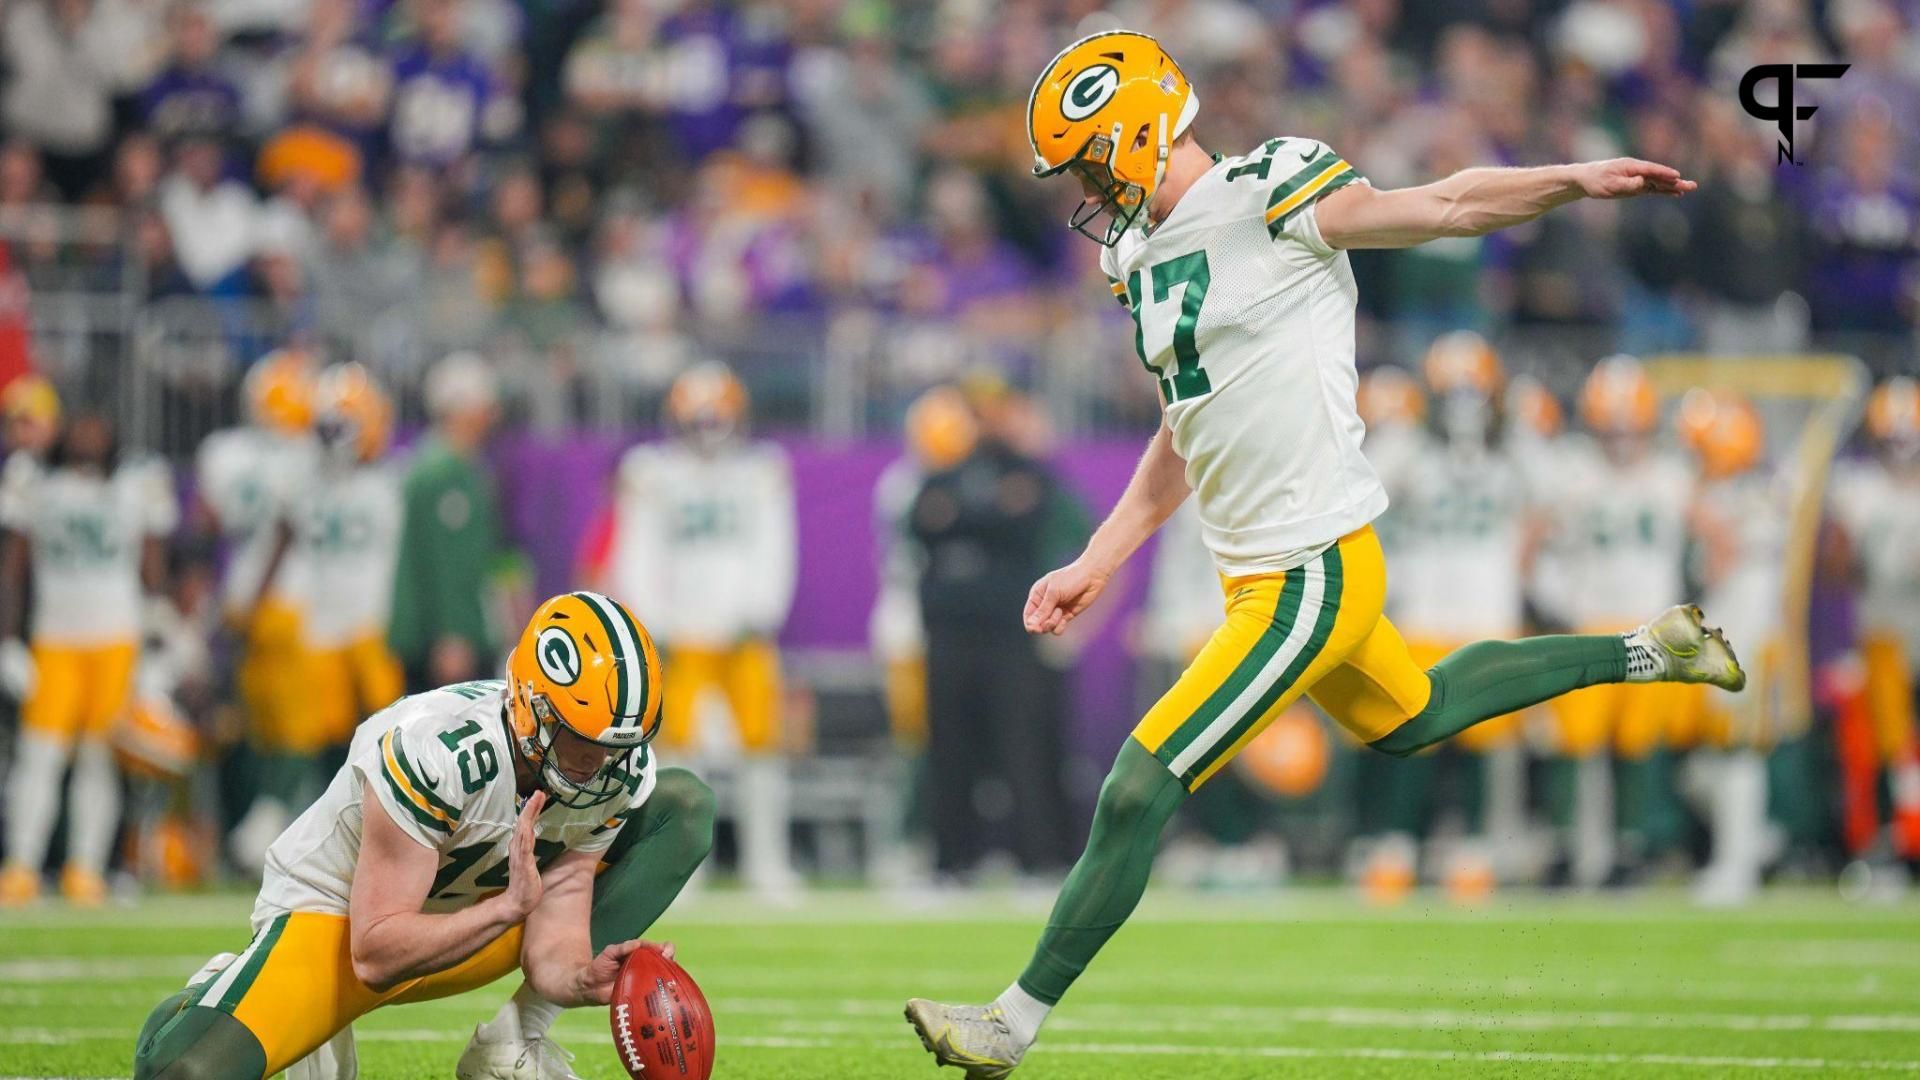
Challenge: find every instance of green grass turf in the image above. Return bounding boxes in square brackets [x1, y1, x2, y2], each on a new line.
[5, 888, 1920, 1078]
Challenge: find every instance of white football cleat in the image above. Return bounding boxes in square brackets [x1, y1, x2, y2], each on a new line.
[286, 1025, 358, 1080]
[456, 1016, 582, 1080]
[905, 998, 1027, 1079]
[1632, 605, 1746, 691]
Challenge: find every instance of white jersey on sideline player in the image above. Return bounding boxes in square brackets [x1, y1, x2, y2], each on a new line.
[198, 426, 319, 616]
[609, 439, 796, 649]
[1543, 437, 1693, 632]
[301, 457, 402, 652]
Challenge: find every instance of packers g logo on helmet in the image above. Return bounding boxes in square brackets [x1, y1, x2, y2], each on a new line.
[1028, 30, 1198, 247]
[536, 626, 582, 686]
[1061, 64, 1120, 121]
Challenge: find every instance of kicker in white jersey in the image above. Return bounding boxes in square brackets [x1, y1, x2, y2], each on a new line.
[1102, 136, 1381, 574]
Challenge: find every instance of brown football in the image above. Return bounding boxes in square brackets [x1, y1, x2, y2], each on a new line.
[609, 946, 714, 1080]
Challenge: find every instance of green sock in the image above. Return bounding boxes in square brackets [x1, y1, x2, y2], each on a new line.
[1371, 636, 1627, 757]
[590, 769, 715, 951]
[132, 994, 269, 1080]
[1017, 739, 1186, 1005]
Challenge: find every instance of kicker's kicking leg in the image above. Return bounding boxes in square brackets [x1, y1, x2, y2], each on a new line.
[1370, 606, 1745, 759]
[906, 738, 1185, 1078]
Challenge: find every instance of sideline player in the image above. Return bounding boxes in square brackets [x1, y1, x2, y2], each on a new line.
[907, 31, 1743, 1076]
[132, 592, 714, 1080]
[0, 409, 176, 905]
[303, 365, 405, 757]
[606, 362, 799, 896]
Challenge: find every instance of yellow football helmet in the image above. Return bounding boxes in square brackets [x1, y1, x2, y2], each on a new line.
[505, 591, 664, 808]
[1578, 355, 1659, 435]
[1356, 366, 1427, 430]
[665, 361, 748, 448]
[1423, 331, 1505, 398]
[1028, 30, 1197, 245]
[1, 374, 61, 426]
[904, 385, 978, 470]
[1506, 375, 1565, 438]
[315, 363, 393, 463]
[244, 348, 316, 434]
[1678, 388, 1764, 479]
[1866, 376, 1920, 443]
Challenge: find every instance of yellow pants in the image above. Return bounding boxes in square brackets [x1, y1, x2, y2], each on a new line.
[1403, 638, 1522, 752]
[236, 601, 321, 754]
[308, 635, 405, 747]
[1863, 634, 1918, 761]
[23, 640, 137, 743]
[884, 654, 928, 749]
[1552, 625, 1703, 758]
[187, 911, 523, 1074]
[661, 640, 782, 753]
[1134, 526, 1433, 790]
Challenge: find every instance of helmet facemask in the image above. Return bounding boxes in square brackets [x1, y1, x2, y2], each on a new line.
[1048, 119, 1169, 247]
[513, 681, 653, 810]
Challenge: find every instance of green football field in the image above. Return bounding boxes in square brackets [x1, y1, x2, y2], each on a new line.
[6, 888, 1920, 1078]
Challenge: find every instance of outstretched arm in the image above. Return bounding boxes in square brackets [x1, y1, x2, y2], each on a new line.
[1316, 158, 1695, 250]
[1025, 418, 1189, 636]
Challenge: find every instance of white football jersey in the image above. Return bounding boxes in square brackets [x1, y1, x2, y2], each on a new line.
[301, 460, 403, 648]
[197, 427, 319, 613]
[1379, 436, 1532, 640]
[252, 680, 657, 930]
[1830, 461, 1920, 663]
[1693, 469, 1793, 646]
[1544, 439, 1694, 629]
[608, 440, 797, 647]
[1102, 137, 1383, 575]
[0, 456, 176, 644]
[868, 457, 925, 661]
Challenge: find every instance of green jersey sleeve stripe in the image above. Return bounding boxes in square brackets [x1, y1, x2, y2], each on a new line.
[380, 754, 454, 835]
[388, 733, 462, 821]
[1265, 149, 1340, 210]
[1267, 167, 1360, 239]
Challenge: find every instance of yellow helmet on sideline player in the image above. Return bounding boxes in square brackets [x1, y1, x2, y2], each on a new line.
[1578, 354, 1659, 435]
[504, 591, 664, 808]
[665, 361, 748, 449]
[1866, 376, 1920, 443]
[316, 363, 393, 463]
[244, 349, 316, 434]
[1028, 30, 1197, 246]
[1422, 331, 1505, 398]
[1357, 366, 1427, 430]
[1506, 375, 1565, 438]
[1678, 388, 1764, 479]
[905, 385, 978, 470]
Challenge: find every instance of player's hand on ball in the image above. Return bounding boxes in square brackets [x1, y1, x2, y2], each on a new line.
[1575, 158, 1695, 199]
[1024, 560, 1110, 636]
[578, 939, 674, 1005]
[503, 791, 546, 918]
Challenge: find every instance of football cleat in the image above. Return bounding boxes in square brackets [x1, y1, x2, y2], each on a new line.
[0, 864, 40, 906]
[59, 864, 106, 907]
[1641, 605, 1746, 691]
[456, 1018, 582, 1080]
[905, 998, 1026, 1079]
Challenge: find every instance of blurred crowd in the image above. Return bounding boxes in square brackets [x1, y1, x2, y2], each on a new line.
[2, 0, 1920, 431]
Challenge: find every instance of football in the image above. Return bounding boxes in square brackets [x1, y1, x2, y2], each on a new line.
[609, 946, 715, 1080]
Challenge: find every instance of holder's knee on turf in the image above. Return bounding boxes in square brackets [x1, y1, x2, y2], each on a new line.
[133, 1003, 268, 1080]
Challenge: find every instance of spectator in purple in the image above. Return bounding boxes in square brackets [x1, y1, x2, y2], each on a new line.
[1806, 102, 1920, 341]
[899, 168, 1044, 342]
[386, 0, 514, 169]
[285, 0, 393, 159]
[653, 0, 794, 163]
[140, 2, 243, 143]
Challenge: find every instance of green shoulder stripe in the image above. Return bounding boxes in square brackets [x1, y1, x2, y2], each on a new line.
[1266, 148, 1340, 210]
[379, 753, 453, 835]
[388, 733, 463, 822]
[1267, 166, 1360, 239]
